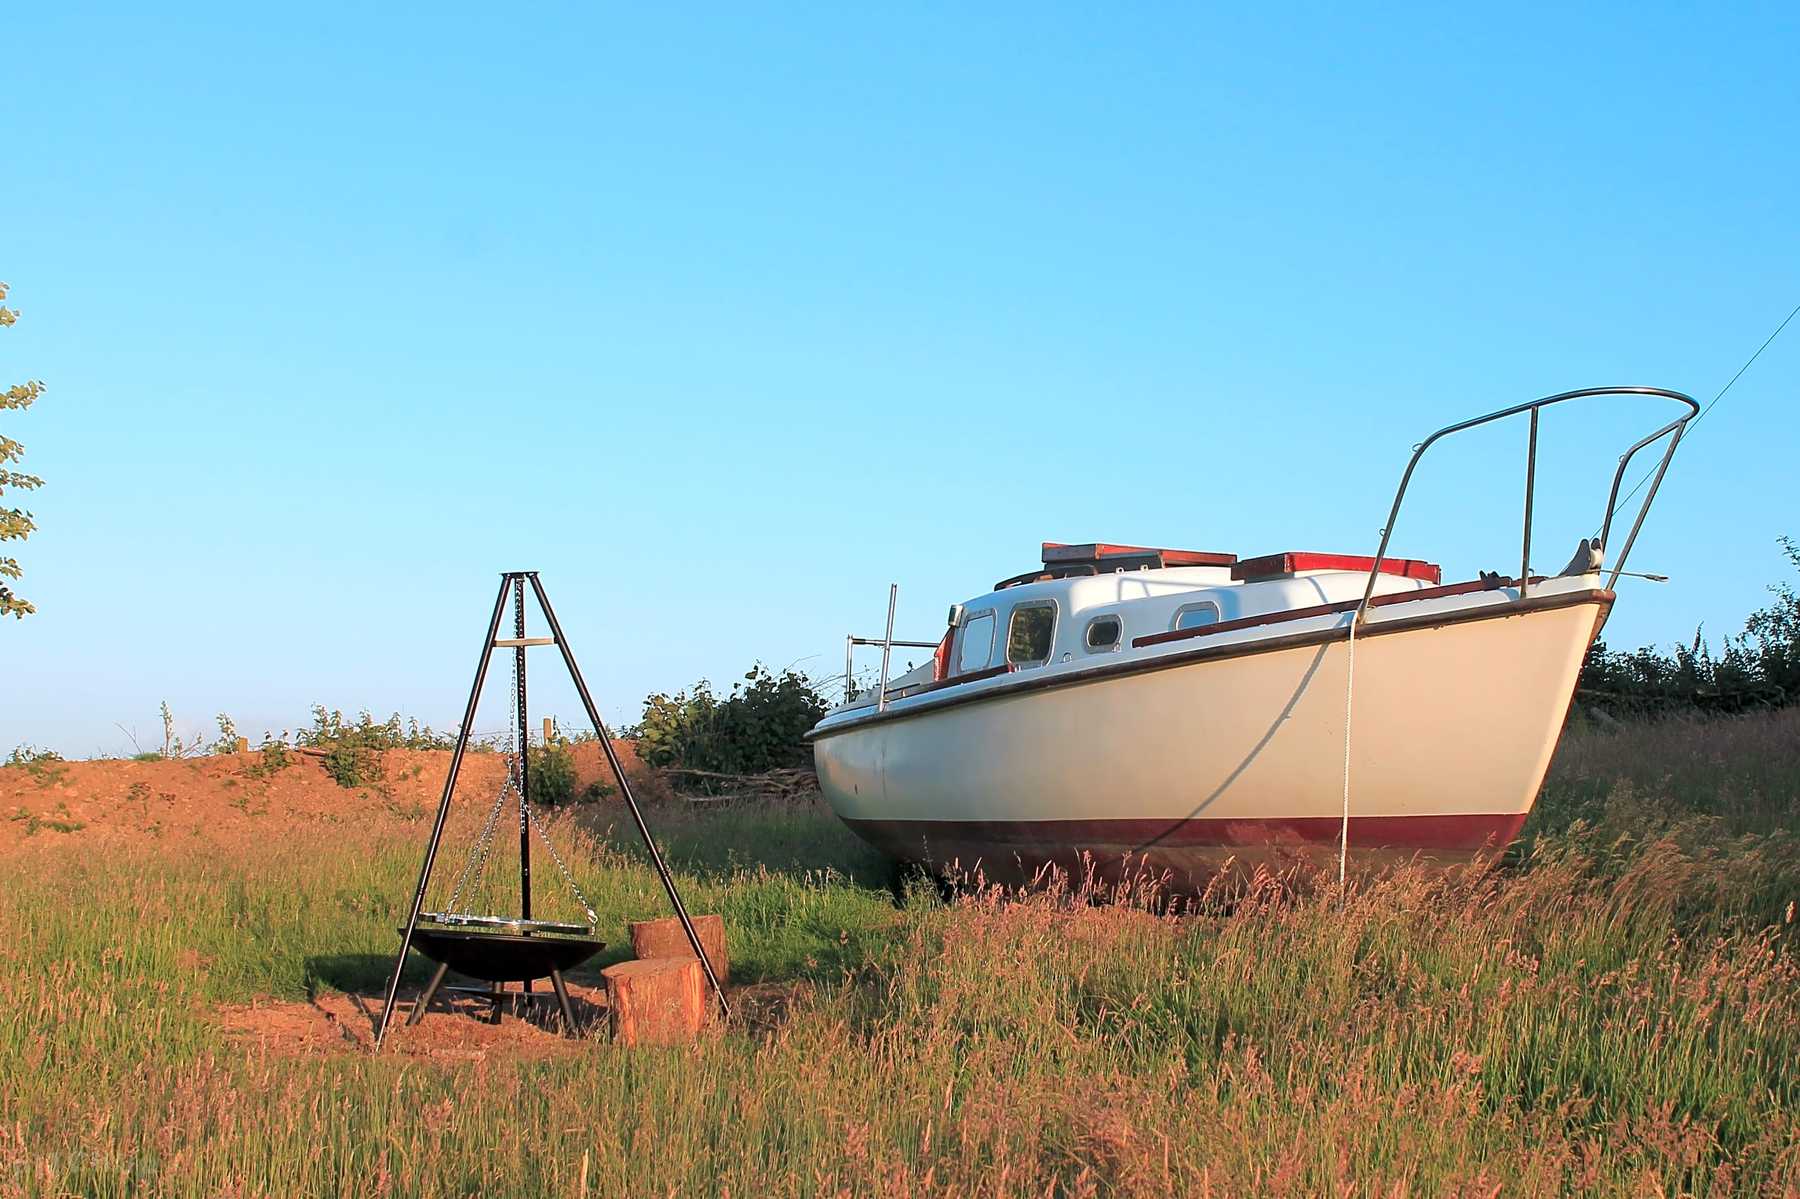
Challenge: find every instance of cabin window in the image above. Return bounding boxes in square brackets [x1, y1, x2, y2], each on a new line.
[1172, 602, 1221, 631]
[1006, 602, 1057, 667]
[956, 612, 996, 674]
[1084, 615, 1121, 652]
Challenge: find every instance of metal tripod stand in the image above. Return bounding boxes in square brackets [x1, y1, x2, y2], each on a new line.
[374, 572, 729, 1046]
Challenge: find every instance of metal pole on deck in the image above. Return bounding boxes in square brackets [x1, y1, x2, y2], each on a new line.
[1520, 407, 1538, 597]
[876, 584, 897, 712]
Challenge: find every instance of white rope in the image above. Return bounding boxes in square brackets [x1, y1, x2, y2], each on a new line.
[1339, 609, 1358, 886]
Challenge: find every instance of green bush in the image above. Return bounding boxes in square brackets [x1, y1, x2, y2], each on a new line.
[523, 743, 610, 806]
[1580, 536, 1800, 716]
[294, 706, 452, 789]
[294, 707, 453, 752]
[4, 744, 62, 768]
[4, 745, 67, 787]
[634, 665, 826, 776]
[244, 738, 292, 780]
[209, 714, 241, 756]
[321, 744, 381, 789]
[1743, 535, 1800, 695]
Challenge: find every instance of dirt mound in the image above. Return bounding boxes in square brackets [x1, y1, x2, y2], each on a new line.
[0, 742, 665, 855]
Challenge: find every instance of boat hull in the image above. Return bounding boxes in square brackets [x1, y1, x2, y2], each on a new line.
[812, 592, 1609, 891]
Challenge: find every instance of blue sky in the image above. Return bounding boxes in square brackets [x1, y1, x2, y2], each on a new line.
[4, 3, 1797, 756]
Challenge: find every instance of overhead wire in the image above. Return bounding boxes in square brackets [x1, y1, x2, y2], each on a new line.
[1603, 299, 1800, 531]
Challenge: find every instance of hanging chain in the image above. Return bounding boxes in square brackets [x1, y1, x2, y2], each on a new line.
[512, 579, 532, 916]
[525, 799, 599, 927]
[503, 642, 524, 794]
[444, 770, 513, 916]
[440, 594, 596, 930]
[444, 667, 526, 919]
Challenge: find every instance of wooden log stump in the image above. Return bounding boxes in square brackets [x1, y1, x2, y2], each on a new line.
[601, 958, 707, 1046]
[628, 914, 728, 985]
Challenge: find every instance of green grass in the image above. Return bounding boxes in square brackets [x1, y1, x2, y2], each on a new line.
[0, 717, 1796, 1196]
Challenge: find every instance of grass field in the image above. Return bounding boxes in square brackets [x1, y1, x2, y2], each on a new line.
[2, 711, 1797, 1197]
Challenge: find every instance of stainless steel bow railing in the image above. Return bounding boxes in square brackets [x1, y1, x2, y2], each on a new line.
[1355, 387, 1701, 622]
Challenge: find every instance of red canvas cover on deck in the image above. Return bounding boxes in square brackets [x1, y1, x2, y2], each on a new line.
[1041, 542, 1238, 568]
[1231, 552, 1442, 584]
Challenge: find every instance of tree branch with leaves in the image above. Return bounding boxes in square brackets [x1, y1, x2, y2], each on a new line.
[1, 281, 46, 619]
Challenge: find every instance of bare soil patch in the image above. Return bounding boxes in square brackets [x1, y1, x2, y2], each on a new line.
[215, 978, 805, 1060]
[0, 742, 660, 855]
[217, 982, 615, 1060]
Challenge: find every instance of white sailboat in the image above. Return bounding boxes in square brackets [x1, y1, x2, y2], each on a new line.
[808, 388, 1699, 890]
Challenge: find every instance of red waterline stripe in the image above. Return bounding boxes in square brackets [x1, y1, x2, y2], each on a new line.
[843, 812, 1530, 852]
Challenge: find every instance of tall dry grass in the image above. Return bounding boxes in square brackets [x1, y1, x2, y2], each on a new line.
[0, 713, 1795, 1196]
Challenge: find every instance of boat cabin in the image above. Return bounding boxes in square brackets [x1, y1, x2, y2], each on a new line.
[851, 542, 1448, 707]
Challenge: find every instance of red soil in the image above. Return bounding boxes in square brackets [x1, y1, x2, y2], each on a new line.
[0, 741, 665, 854]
